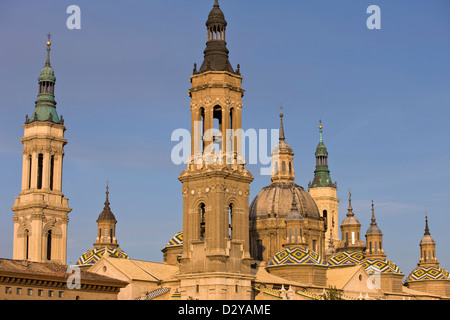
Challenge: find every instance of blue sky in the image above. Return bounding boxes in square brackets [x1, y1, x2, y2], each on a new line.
[0, 0, 449, 278]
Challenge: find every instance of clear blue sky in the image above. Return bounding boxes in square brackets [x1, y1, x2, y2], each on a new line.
[0, 0, 449, 278]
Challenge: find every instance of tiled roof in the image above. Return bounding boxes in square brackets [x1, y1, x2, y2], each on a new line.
[0, 258, 127, 286]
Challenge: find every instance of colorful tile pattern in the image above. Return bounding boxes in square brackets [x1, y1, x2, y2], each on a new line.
[76, 247, 129, 266]
[164, 231, 183, 248]
[405, 266, 450, 282]
[267, 246, 326, 267]
[360, 258, 403, 275]
[328, 251, 365, 266]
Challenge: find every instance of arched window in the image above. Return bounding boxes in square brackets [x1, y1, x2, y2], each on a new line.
[200, 203, 206, 240]
[49, 155, 55, 190]
[46, 230, 52, 260]
[289, 162, 292, 173]
[28, 155, 32, 189]
[213, 106, 223, 154]
[37, 153, 43, 189]
[323, 210, 328, 230]
[228, 204, 233, 240]
[25, 229, 29, 260]
[282, 161, 286, 172]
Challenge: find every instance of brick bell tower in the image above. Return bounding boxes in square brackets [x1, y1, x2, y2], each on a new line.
[11, 36, 71, 265]
[177, 0, 254, 300]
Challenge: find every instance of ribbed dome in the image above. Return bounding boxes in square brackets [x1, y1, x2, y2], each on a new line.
[249, 182, 320, 220]
[420, 234, 435, 245]
[272, 140, 293, 153]
[38, 65, 55, 82]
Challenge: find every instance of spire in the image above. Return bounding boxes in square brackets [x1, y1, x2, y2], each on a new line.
[279, 106, 286, 141]
[45, 33, 51, 67]
[319, 119, 323, 143]
[424, 213, 430, 236]
[286, 186, 303, 220]
[28, 35, 61, 124]
[370, 200, 375, 223]
[347, 189, 354, 217]
[199, 0, 235, 73]
[270, 107, 294, 183]
[366, 200, 382, 235]
[97, 182, 117, 222]
[309, 120, 335, 189]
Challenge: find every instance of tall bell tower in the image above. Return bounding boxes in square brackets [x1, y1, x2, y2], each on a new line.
[177, 0, 254, 300]
[11, 37, 71, 265]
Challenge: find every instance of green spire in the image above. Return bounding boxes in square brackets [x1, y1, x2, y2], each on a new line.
[309, 121, 335, 189]
[28, 34, 61, 124]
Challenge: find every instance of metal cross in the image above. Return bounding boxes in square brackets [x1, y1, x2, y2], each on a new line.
[47, 33, 51, 41]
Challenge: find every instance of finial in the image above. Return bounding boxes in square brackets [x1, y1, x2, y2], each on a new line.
[371, 200, 376, 224]
[319, 120, 323, 143]
[45, 33, 51, 67]
[214, 0, 219, 8]
[348, 188, 352, 207]
[279, 105, 285, 141]
[346, 188, 354, 217]
[424, 212, 430, 235]
[105, 181, 110, 205]
[291, 186, 298, 211]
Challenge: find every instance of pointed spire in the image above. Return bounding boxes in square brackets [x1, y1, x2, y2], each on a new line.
[370, 200, 376, 225]
[45, 33, 51, 67]
[366, 200, 382, 235]
[286, 186, 302, 220]
[346, 189, 354, 217]
[309, 120, 335, 189]
[97, 182, 116, 222]
[279, 105, 285, 141]
[200, 0, 233, 73]
[424, 212, 430, 236]
[319, 120, 323, 144]
[290, 186, 298, 212]
[29, 35, 59, 124]
[105, 181, 110, 206]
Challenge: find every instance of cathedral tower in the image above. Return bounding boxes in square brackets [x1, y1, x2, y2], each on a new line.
[11, 37, 71, 265]
[364, 201, 386, 259]
[308, 122, 339, 250]
[93, 184, 119, 250]
[177, 0, 254, 300]
[417, 215, 439, 267]
[336, 190, 365, 252]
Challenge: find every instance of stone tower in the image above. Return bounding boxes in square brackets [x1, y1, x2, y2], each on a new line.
[177, 0, 254, 300]
[11, 37, 71, 265]
[308, 122, 339, 250]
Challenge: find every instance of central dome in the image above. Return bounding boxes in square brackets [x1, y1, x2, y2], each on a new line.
[250, 182, 320, 220]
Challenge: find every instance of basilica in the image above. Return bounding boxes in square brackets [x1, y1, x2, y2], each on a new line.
[1, 1, 449, 300]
